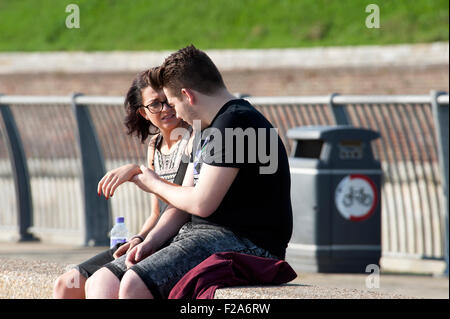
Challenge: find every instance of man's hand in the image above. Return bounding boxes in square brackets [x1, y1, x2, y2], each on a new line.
[131, 165, 160, 193]
[98, 164, 142, 199]
[125, 239, 156, 268]
[112, 237, 142, 259]
[131, 163, 239, 218]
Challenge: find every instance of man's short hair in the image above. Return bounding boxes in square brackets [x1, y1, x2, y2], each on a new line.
[159, 45, 226, 97]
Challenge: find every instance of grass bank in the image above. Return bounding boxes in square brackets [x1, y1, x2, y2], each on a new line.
[0, 0, 448, 51]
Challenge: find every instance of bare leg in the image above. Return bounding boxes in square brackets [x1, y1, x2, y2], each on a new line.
[53, 269, 87, 299]
[119, 270, 154, 299]
[85, 267, 120, 299]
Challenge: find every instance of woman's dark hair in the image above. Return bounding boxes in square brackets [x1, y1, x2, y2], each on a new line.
[124, 67, 161, 143]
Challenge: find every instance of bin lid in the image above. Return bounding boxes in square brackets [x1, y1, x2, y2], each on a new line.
[287, 125, 380, 142]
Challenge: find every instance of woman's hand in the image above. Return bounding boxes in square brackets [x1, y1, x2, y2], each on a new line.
[131, 165, 160, 193]
[112, 237, 143, 259]
[98, 164, 142, 199]
[125, 239, 156, 268]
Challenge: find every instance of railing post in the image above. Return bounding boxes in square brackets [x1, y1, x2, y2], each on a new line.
[328, 93, 350, 125]
[431, 90, 449, 276]
[72, 93, 111, 246]
[0, 95, 38, 241]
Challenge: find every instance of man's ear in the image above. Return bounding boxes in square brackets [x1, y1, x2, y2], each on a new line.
[181, 88, 195, 105]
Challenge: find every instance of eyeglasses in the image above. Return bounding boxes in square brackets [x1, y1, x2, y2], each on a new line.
[143, 100, 173, 114]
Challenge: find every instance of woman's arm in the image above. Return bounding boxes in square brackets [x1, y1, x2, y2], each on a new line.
[136, 194, 160, 236]
[125, 163, 194, 267]
[146, 134, 162, 226]
[135, 134, 162, 237]
[125, 205, 190, 268]
[133, 194, 160, 240]
[110, 135, 161, 258]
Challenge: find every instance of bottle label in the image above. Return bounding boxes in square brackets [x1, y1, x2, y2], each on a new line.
[110, 237, 127, 248]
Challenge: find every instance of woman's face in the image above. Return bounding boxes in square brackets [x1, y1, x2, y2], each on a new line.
[139, 86, 180, 132]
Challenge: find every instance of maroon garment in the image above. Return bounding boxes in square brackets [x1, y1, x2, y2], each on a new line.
[168, 252, 297, 299]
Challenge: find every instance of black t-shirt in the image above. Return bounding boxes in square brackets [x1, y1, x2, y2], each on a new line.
[191, 99, 293, 259]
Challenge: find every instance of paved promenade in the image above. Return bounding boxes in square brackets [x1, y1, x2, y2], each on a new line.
[0, 242, 447, 299]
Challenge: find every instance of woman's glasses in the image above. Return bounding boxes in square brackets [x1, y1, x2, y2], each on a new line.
[143, 100, 173, 114]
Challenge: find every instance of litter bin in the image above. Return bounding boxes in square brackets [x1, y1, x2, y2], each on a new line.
[286, 125, 382, 273]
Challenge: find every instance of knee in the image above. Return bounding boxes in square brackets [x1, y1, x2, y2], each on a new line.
[53, 269, 85, 299]
[84, 274, 95, 297]
[119, 270, 153, 299]
[85, 267, 120, 299]
[53, 274, 68, 298]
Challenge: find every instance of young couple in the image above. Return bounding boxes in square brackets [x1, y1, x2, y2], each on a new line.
[54, 45, 293, 299]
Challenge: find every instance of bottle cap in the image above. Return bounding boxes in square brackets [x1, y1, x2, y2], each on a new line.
[116, 216, 124, 224]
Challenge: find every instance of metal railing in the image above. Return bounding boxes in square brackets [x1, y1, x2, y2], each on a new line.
[0, 92, 448, 273]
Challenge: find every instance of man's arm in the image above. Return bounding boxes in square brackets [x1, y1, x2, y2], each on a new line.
[125, 205, 190, 268]
[142, 162, 196, 246]
[125, 163, 195, 267]
[132, 163, 239, 218]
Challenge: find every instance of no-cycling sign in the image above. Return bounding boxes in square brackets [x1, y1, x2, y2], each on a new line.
[334, 174, 378, 222]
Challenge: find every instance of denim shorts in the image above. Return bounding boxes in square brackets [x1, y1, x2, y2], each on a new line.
[103, 222, 276, 299]
[76, 243, 122, 279]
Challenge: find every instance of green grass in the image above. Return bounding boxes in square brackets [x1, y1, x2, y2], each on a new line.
[0, 0, 448, 51]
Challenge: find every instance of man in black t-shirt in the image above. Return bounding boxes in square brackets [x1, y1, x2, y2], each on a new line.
[107, 45, 293, 299]
[190, 98, 293, 259]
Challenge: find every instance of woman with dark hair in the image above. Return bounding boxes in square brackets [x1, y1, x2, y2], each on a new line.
[53, 67, 192, 299]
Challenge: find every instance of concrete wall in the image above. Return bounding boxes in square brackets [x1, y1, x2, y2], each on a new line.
[0, 42, 448, 96]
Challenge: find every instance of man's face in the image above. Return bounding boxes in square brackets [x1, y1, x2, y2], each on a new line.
[163, 87, 193, 125]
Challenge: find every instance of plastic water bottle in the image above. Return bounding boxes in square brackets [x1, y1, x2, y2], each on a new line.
[110, 216, 128, 248]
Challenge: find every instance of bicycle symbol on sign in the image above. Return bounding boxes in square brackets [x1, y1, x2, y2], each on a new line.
[342, 186, 373, 207]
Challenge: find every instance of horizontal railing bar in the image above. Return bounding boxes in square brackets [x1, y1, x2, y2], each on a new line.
[247, 96, 330, 105]
[437, 94, 449, 105]
[0, 94, 448, 106]
[0, 96, 72, 105]
[76, 95, 124, 105]
[0, 95, 125, 105]
[333, 95, 433, 105]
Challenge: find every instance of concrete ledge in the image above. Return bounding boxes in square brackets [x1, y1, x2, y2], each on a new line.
[0, 257, 416, 299]
[214, 284, 414, 299]
[1, 244, 448, 299]
[0, 42, 447, 74]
